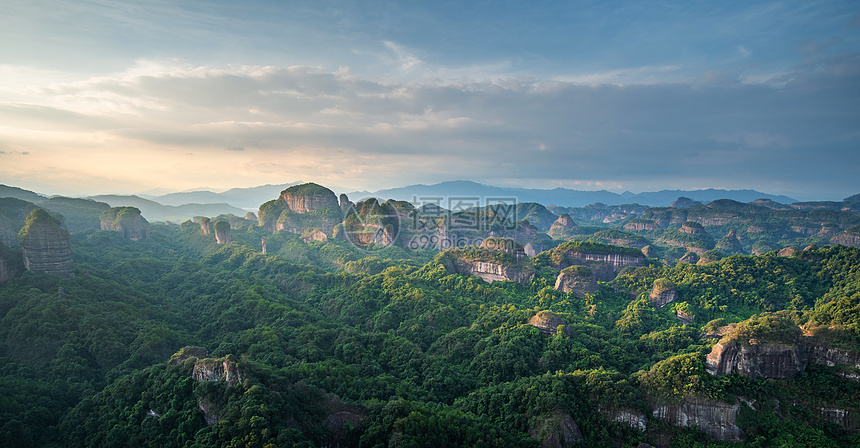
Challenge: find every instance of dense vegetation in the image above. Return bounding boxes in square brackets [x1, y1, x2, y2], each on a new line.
[2, 203, 860, 447]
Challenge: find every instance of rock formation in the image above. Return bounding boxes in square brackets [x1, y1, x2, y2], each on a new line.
[442, 238, 534, 283]
[548, 214, 578, 239]
[554, 266, 598, 297]
[258, 182, 342, 234]
[549, 241, 645, 281]
[651, 396, 743, 442]
[528, 311, 572, 337]
[680, 222, 706, 234]
[623, 219, 660, 231]
[19, 208, 75, 277]
[831, 227, 860, 247]
[243, 212, 257, 222]
[214, 221, 231, 244]
[641, 245, 656, 258]
[778, 246, 799, 257]
[200, 217, 212, 235]
[648, 278, 677, 308]
[100, 206, 150, 240]
[191, 355, 242, 386]
[302, 228, 328, 243]
[705, 340, 808, 379]
[281, 182, 340, 214]
[599, 408, 647, 432]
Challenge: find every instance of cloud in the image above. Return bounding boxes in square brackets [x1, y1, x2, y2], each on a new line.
[2, 54, 859, 199]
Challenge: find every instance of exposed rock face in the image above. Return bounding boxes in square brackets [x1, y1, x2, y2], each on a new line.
[243, 212, 257, 222]
[452, 259, 534, 284]
[529, 311, 572, 337]
[302, 229, 328, 243]
[680, 222, 706, 234]
[0, 242, 23, 283]
[281, 182, 339, 214]
[641, 245, 656, 257]
[676, 310, 695, 325]
[19, 209, 75, 277]
[649, 278, 677, 308]
[651, 396, 743, 442]
[624, 219, 659, 231]
[554, 266, 598, 297]
[807, 344, 860, 369]
[100, 207, 150, 240]
[831, 230, 860, 247]
[599, 408, 647, 432]
[213, 221, 231, 244]
[814, 406, 860, 433]
[527, 411, 582, 448]
[671, 197, 701, 209]
[778, 246, 799, 257]
[548, 214, 578, 239]
[200, 217, 212, 235]
[705, 340, 808, 379]
[339, 193, 353, 213]
[192, 356, 241, 386]
[198, 398, 221, 426]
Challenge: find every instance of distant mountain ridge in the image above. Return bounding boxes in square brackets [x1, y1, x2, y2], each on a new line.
[346, 181, 798, 208]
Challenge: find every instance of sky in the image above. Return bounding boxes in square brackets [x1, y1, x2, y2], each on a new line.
[1, 0, 859, 201]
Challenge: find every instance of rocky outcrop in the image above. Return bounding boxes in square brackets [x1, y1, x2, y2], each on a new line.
[680, 222, 706, 234]
[100, 207, 150, 240]
[624, 219, 660, 231]
[814, 406, 860, 433]
[281, 182, 340, 214]
[548, 214, 578, 239]
[302, 229, 328, 243]
[244, 212, 257, 222]
[599, 408, 647, 432]
[339, 193, 353, 213]
[807, 344, 860, 369]
[528, 411, 582, 448]
[641, 245, 656, 258]
[716, 230, 743, 254]
[778, 246, 799, 257]
[705, 340, 808, 379]
[200, 217, 212, 235]
[554, 266, 598, 297]
[649, 278, 677, 308]
[19, 208, 75, 277]
[529, 311, 572, 337]
[452, 259, 534, 284]
[831, 229, 860, 247]
[192, 356, 242, 386]
[213, 221, 231, 244]
[651, 396, 743, 442]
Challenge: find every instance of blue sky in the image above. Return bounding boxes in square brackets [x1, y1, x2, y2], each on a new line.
[1, 0, 858, 200]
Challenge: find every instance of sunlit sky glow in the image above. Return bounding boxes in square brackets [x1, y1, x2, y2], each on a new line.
[1, 0, 859, 200]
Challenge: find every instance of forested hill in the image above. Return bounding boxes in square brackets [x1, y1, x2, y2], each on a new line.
[1, 218, 859, 447]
